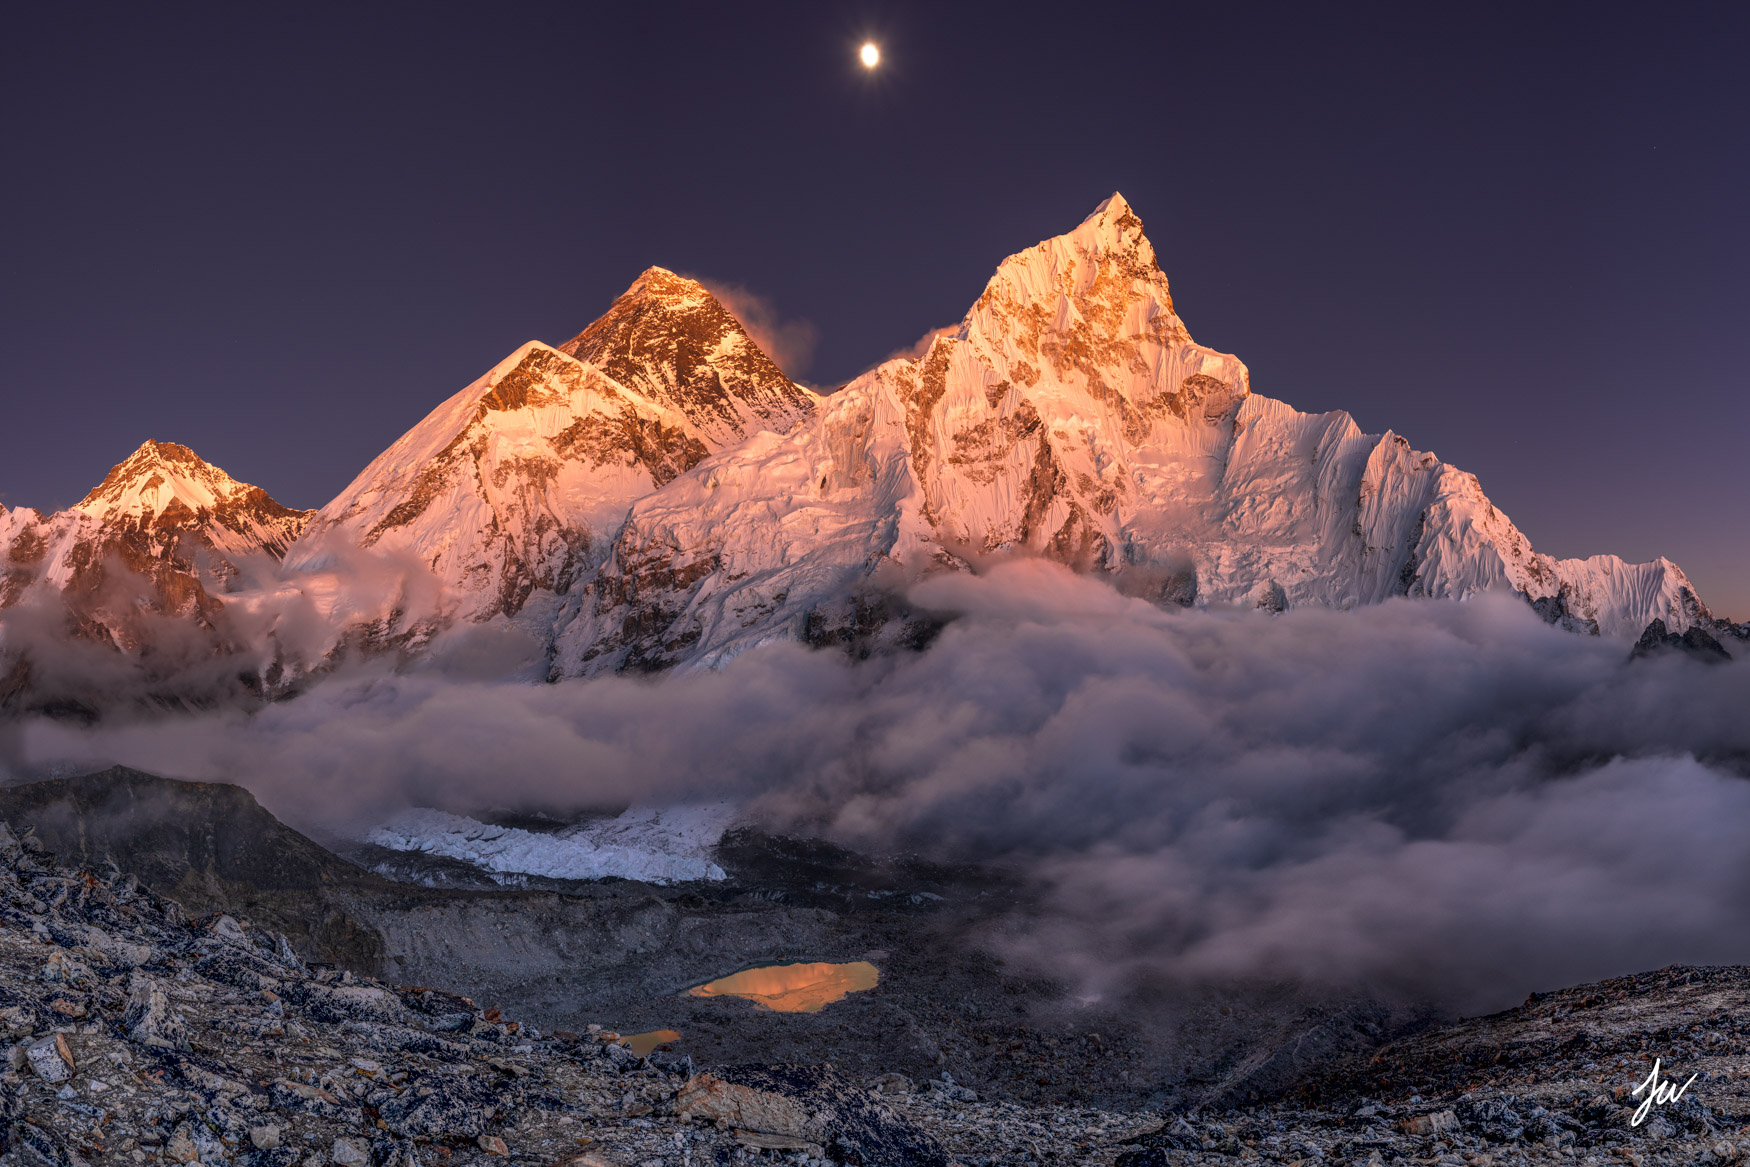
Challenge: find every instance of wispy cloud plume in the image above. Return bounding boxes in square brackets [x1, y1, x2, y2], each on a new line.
[692, 278, 819, 379]
[882, 324, 960, 365]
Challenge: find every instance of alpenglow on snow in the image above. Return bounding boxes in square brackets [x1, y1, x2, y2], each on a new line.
[0, 195, 1735, 701]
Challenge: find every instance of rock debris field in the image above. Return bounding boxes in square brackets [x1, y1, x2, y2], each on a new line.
[3, 816, 1749, 1167]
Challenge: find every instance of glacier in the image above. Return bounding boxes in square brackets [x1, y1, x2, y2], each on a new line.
[364, 803, 737, 886]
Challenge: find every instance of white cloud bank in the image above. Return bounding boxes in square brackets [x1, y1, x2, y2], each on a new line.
[9, 560, 1749, 1013]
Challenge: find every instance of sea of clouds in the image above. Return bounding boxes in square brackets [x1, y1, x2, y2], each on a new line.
[6, 559, 1748, 1015]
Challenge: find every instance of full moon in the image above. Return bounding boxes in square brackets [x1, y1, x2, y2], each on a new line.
[859, 42, 880, 69]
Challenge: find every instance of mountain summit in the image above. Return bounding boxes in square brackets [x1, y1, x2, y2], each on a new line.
[2, 195, 1736, 706]
[286, 276, 819, 622]
[559, 267, 818, 448]
[76, 440, 310, 561]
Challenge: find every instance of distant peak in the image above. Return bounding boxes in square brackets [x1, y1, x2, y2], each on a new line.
[558, 267, 742, 362]
[555, 269, 721, 357]
[76, 440, 303, 529]
[985, 192, 1166, 282]
[553, 264, 817, 448]
[97, 440, 220, 486]
[78, 440, 227, 510]
[980, 194, 1160, 295]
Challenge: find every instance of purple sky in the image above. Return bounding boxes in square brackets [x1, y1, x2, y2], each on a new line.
[3, 3, 1746, 615]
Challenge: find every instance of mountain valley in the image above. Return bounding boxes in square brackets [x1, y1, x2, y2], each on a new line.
[3, 195, 1748, 1167]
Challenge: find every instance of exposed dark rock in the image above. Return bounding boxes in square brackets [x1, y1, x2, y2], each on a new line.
[1631, 618, 1733, 663]
[1527, 589, 1602, 635]
[558, 267, 816, 447]
[1253, 580, 1287, 614]
[802, 588, 945, 660]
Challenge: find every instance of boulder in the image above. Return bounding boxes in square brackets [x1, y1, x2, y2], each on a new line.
[123, 970, 189, 1050]
[678, 1064, 946, 1167]
[24, 1033, 74, 1083]
[330, 1137, 371, 1166]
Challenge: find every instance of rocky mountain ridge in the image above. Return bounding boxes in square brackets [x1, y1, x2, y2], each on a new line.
[2, 197, 1738, 704]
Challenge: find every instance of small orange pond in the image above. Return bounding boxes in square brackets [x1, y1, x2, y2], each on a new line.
[613, 1028, 681, 1056]
[684, 961, 880, 1013]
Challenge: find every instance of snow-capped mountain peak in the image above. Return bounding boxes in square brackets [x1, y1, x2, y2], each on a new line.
[874, 191, 1244, 565]
[0, 440, 312, 667]
[74, 440, 311, 561]
[284, 270, 822, 625]
[963, 191, 1199, 420]
[547, 194, 1724, 673]
[283, 340, 698, 622]
[558, 267, 819, 449]
[5, 195, 1735, 715]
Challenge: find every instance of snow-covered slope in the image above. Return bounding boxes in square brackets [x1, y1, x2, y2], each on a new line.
[286, 272, 818, 624]
[548, 361, 939, 673]
[550, 195, 1714, 671]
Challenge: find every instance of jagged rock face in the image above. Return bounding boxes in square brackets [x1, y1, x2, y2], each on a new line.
[289, 275, 819, 625]
[1630, 617, 1734, 663]
[0, 503, 223, 646]
[559, 266, 818, 449]
[552, 195, 1712, 673]
[0, 510, 58, 612]
[933, 193, 1232, 563]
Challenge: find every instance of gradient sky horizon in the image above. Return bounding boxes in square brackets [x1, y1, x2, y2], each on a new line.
[4, 3, 1746, 615]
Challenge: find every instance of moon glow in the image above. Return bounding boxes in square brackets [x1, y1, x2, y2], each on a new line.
[860, 42, 880, 69]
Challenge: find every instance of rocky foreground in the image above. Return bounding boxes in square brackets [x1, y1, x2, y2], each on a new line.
[3, 818, 1748, 1167]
